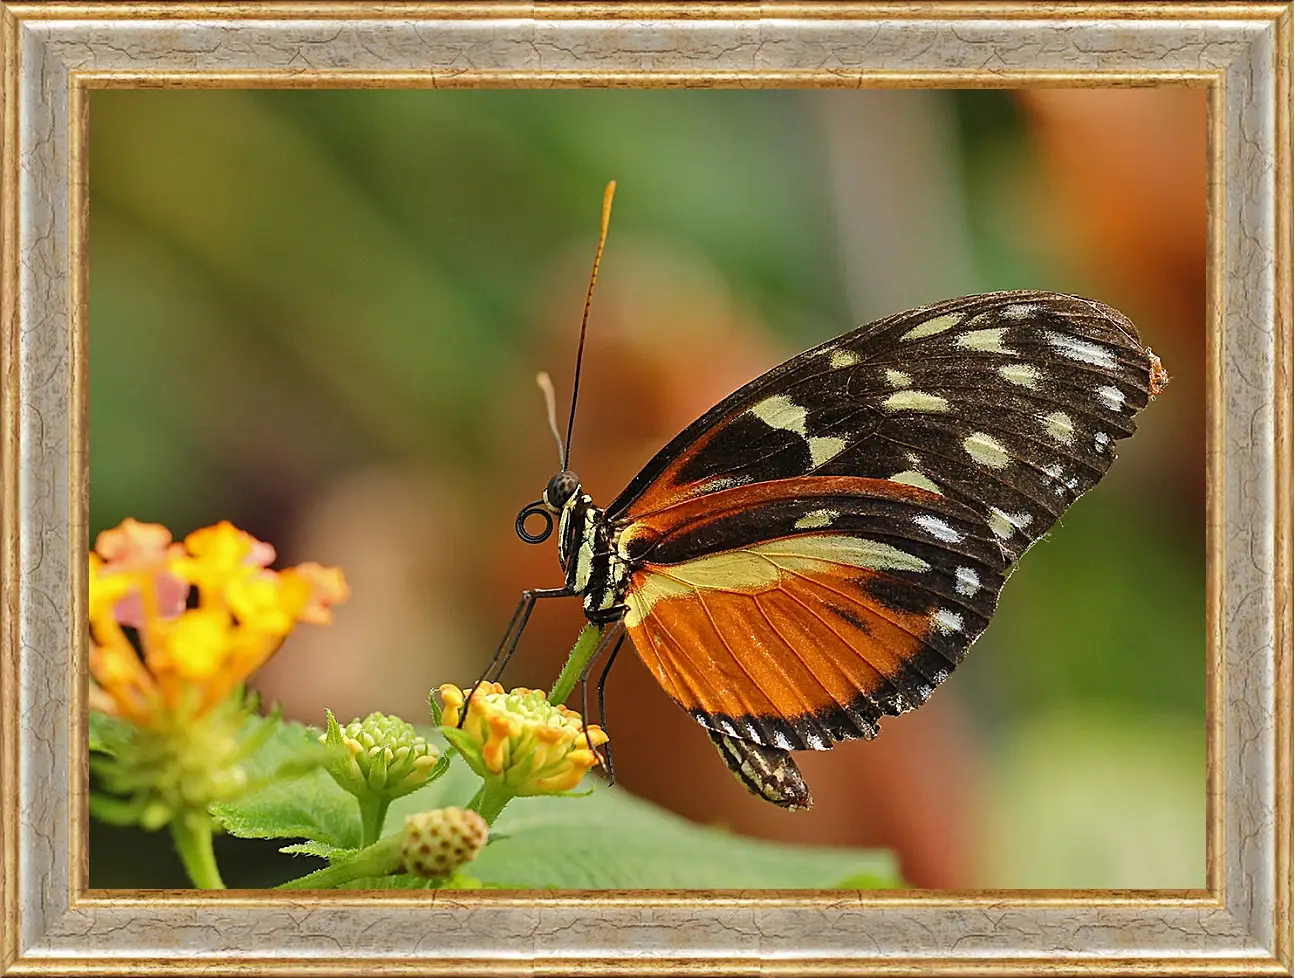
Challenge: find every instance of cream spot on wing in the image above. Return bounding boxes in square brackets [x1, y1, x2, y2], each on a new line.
[625, 533, 933, 627]
[1096, 385, 1125, 410]
[889, 470, 941, 494]
[914, 514, 962, 543]
[885, 369, 912, 388]
[696, 475, 748, 494]
[750, 394, 808, 432]
[624, 573, 694, 628]
[986, 511, 1014, 540]
[808, 436, 847, 467]
[987, 507, 1034, 540]
[1043, 411, 1075, 444]
[998, 363, 1040, 389]
[962, 431, 1010, 469]
[1003, 303, 1037, 319]
[749, 394, 846, 468]
[1045, 331, 1117, 368]
[882, 390, 950, 413]
[794, 508, 838, 530]
[955, 328, 1014, 354]
[829, 349, 860, 369]
[902, 312, 964, 340]
[931, 609, 964, 634]
[955, 566, 981, 597]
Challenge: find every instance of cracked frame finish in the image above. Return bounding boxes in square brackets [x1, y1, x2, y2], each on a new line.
[0, 4, 1289, 976]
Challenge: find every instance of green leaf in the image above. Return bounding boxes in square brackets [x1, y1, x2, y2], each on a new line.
[381, 746, 900, 889]
[89, 711, 133, 756]
[279, 841, 357, 862]
[89, 792, 145, 826]
[212, 719, 361, 850]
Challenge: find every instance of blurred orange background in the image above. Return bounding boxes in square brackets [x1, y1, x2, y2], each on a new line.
[89, 88, 1206, 889]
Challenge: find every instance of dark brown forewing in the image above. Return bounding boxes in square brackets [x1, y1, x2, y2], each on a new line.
[607, 291, 1162, 562]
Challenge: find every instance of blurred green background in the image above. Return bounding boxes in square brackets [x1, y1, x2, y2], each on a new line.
[89, 88, 1207, 889]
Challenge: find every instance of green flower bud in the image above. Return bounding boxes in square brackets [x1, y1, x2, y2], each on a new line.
[89, 691, 255, 830]
[400, 807, 489, 879]
[321, 710, 440, 802]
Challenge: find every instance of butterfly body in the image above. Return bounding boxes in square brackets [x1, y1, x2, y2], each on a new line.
[511, 288, 1166, 810]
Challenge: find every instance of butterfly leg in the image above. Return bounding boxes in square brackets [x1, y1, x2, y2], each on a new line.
[458, 586, 571, 728]
[592, 627, 627, 786]
[576, 618, 626, 781]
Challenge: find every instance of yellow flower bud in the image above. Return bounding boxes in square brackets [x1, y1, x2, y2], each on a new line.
[438, 683, 608, 798]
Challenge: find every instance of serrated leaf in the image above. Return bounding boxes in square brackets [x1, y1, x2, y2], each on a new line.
[280, 841, 358, 862]
[212, 719, 361, 849]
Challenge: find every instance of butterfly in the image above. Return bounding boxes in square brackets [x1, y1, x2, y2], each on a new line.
[483, 182, 1168, 810]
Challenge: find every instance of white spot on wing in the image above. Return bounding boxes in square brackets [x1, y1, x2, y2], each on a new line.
[931, 609, 964, 633]
[963, 432, 1010, 469]
[882, 390, 950, 413]
[804, 731, 829, 750]
[1095, 431, 1111, 451]
[1003, 303, 1036, 319]
[902, 312, 963, 340]
[914, 515, 963, 543]
[1045, 331, 1117, 368]
[1097, 385, 1125, 410]
[771, 730, 794, 750]
[955, 566, 981, 597]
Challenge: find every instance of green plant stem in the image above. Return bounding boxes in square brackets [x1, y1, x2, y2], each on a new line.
[547, 624, 602, 707]
[358, 795, 390, 848]
[171, 812, 225, 889]
[473, 781, 516, 827]
[277, 833, 403, 890]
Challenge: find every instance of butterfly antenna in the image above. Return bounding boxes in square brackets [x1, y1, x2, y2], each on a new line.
[564, 180, 616, 471]
[535, 371, 564, 469]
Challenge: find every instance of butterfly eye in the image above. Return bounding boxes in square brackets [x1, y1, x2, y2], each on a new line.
[515, 501, 554, 544]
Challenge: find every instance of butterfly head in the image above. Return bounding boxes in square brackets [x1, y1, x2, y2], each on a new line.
[543, 470, 581, 511]
[514, 470, 582, 545]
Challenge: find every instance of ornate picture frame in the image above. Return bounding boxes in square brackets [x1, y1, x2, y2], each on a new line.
[2, 3, 1289, 974]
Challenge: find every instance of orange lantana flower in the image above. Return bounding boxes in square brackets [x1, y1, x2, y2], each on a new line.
[89, 519, 349, 726]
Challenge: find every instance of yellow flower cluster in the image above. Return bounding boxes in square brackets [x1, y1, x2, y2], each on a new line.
[439, 682, 608, 796]
[89, 518, 348, 726]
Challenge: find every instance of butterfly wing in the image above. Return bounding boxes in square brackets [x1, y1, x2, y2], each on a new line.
[617, 476, 1008, 753]
[607, 291, 1165, 562]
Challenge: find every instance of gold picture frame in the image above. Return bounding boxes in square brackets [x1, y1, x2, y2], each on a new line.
[1, 2, 1290, 974]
